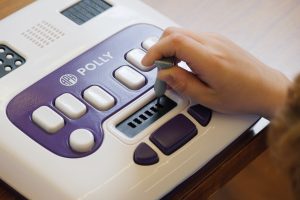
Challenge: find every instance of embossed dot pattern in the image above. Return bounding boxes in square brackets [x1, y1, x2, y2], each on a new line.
[0, 44, 26, 78]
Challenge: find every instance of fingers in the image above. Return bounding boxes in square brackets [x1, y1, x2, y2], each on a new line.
[142, 32, 211, 73]
[142, 32, 196, 66]
[160, 27, 207, 44]
[161, 27, 231, 51]
[158, 66, 214, 106]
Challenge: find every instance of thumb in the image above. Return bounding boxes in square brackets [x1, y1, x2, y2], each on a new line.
[158, 67, 212, 105]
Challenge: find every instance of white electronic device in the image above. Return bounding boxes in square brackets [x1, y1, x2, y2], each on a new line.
[0, 0, 259, 199]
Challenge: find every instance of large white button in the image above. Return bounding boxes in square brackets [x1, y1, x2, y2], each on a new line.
[142, 37, 158, 50]
[69, 129, 95, 153]
[32, 106, 64, 133]
[55, 93, 86, 119]
[126, 48, 154, 71]
[83, 86, 115, 111]
[114, 66, 146, 90]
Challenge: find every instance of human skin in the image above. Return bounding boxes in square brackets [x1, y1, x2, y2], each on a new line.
[142, 27, 291, 119]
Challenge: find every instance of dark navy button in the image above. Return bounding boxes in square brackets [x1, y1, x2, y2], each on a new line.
[150, 114, 197, 155]
[134, 142, 159, 165]
[187, 104, 212, 126]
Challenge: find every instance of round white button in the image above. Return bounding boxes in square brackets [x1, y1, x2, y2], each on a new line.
[69, 129, 95, 153]
[6, 53, 13, 59]
[15, 60, 22, 66]
[4, 66, 12, 72]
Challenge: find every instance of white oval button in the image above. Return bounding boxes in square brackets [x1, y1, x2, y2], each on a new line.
[55, 93, 86, 119]
[126, 48, 154, 71]
[32, 106, 64, 134]
[83, 86, 115, 111]
[142, 36, 158, 50]
[114, 66, 146, 90]
[69, 129, 95, 153]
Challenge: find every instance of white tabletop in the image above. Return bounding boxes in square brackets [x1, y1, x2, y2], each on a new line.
[143, 0, 300, 79]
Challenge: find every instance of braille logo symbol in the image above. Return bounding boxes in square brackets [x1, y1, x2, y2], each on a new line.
[60, 74, 78, 86]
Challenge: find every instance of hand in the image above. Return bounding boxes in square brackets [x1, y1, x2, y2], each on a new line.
[142, 27, 291, 119]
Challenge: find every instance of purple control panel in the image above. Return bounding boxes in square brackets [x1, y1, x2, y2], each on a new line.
[6, 24, 162, 158]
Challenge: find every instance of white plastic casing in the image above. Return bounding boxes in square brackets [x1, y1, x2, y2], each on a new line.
[0, 0, 261, 199]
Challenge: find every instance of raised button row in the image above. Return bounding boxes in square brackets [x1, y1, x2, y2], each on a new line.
[32, 86, 115, 133]
[113, 36, 158, 89]
[32, 106, 95, 153]
[116, 36, 158, 87]
[117, 49, 151, 90]
[31, 36, 160, 154]
[125, 36, 158, 72]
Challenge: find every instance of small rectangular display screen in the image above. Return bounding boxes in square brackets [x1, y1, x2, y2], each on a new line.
[61, 0, 112, 25]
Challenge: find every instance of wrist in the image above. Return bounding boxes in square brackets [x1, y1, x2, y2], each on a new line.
[260, 70, 291, 119]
